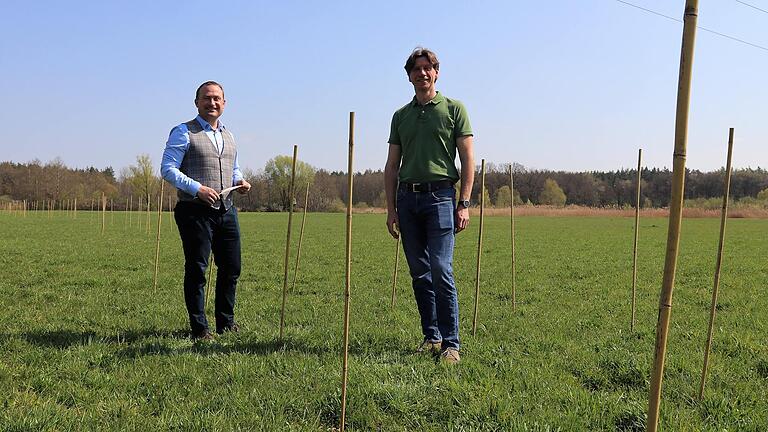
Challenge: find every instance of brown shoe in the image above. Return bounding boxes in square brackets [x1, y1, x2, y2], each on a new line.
[416, 339, 442, 355]
[217, 323, 240, 335]
[439, 347, 460, 364]
[191, 329, 215, 341]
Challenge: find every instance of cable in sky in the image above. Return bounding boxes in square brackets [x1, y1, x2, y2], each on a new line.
[613, 0, 768, 52]
[734, 0, 768, 15]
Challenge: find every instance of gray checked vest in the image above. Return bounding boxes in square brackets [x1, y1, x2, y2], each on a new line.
[177, 119, 237, 209]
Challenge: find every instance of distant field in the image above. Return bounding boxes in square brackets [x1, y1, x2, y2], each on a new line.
[0, 210, 766, 431]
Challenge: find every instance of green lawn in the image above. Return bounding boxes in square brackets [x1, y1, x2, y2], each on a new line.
[0, 210, 766, 431]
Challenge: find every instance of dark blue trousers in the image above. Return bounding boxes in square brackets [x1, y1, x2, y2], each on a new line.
[174, 201, 241, 333]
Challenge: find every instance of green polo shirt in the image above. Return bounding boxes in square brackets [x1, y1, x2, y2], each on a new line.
[388, 91, 473, 183]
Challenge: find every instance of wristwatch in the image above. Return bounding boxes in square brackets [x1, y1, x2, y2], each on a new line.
[458, 199, 470, 209]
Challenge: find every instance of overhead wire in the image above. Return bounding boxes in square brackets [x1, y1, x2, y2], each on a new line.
[613, 0, 768, 53]
[733, 0, 768, 15]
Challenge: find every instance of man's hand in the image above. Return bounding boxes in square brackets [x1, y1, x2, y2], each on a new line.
[455, 206, 470, 233]
[196, 185, 220, 206]
[386, 211, 400, 239]
[235, 179, 251, 193]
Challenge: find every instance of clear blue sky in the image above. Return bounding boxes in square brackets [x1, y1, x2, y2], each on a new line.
[1, 0, 766, 175]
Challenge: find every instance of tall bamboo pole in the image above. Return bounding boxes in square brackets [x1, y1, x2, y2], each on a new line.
[110, 199, 114, 225]
[138, 196, 142, 230]
[205, 253, 214, 309]
[631, 149, 643, 332]
[698, 128, 735, 400]
[279, 144, 298, 340]
[510, 164, 516, 312]
[340, 112, 355, 432]
[125, 198, 129, 229]
[101, 193, 106, 235]
[73, 198, 77, 219]
[129, 195, 133, 228]
[647, 2, 699, 430]
[472, 159, 486, 337]
[167, 193, 173, 229]
[145, 194, 151, 235]
[290, 183, 310, 294]
[391, 236, 401, 308]
[153, 181, 165, 293]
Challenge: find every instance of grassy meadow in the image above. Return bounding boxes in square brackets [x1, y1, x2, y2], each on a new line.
[0, 209, 766, 431]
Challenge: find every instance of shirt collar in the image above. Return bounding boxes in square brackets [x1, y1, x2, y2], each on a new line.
[195, 115, 225, 132]
[410, 91, 444, 107]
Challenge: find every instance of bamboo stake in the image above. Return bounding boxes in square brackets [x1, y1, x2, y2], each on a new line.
[279, 144, 299, 340]
[129, 195, 133, 228]
[145, 194, 151, 235]
[631, 149, 642, 332]
[101, 193, 106, 235]
[472, 159, 486, 337]
[153, 181, 164, 293]
[137, 196, 142, 230]
[290, 182, 310, 295]
[391, 236, 401, 308]
[205, 253, 214, 309]
[340, 112, 355, 432]
[647, 2, 699, 430]
[167, 193, 173, 229]
[510, 164, 516, 312]
[125, 198, 129, 229]
[110, 199, 114, 225]
[698, 128, 735, 400]
[73, 198, 77, 219]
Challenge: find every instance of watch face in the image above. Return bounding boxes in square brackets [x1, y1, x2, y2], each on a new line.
[460, 200, 470, 208]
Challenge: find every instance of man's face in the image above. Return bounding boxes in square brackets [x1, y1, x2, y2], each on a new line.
[408, 57, 438, 92]
[195, 84, 226, 123]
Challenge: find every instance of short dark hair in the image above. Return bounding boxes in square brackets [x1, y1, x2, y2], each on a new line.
[404, 47, 440, 74]
[195, 81, 224, 100]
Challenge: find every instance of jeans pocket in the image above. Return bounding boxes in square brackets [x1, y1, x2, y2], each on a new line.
[430, 187, 455, 202]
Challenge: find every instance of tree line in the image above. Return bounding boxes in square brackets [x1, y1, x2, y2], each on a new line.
[2, 157, 767, 211]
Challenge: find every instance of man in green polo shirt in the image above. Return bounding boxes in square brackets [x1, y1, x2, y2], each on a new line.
[384, 47, 475, 364]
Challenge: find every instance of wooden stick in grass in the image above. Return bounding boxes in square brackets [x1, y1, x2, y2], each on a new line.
[510, 163, 516, 312]
[205, 252, 214, 309]
[391, 235, 401, 308]
[631, 148, 642, 332]
[279, 144, 298, 340]
[125, 198, 129, 229]
[340, 111, 354, 432]
[698, 128, 735, 400]
[101, 193, 106, 235]
[647, 2, 699, 430]
[290, 182, 310, 294]
[110, 199, 114, 225]
[129, 195, 133, 228]
[472, 159, 486, 337]
[145, 194, 151, 235]
[153, 181, 164, 293]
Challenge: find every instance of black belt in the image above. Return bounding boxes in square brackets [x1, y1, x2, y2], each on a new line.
[399, 180, 454, 193]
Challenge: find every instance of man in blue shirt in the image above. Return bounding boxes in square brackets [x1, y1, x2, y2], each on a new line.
[161, 81, 251, 340]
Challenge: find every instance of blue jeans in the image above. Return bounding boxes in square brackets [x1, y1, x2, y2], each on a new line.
[174, 202, 241, 334]
[397, 186, 460, 350]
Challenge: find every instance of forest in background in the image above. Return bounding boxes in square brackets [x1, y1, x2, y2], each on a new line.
[1, 157, 767, 212]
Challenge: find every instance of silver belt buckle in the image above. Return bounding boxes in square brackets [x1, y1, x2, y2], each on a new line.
[411, 183, 420, 192]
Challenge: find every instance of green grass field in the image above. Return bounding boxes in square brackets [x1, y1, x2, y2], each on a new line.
[0, 210, 766, 431]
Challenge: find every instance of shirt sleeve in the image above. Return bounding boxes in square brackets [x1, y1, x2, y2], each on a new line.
[161, 124, 202, 196]
[232, 150, 243, 185]
[387, 111, 401, 145]
[453, 101, 473, 137]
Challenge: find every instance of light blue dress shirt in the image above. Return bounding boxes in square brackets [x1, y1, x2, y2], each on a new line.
[161, 115, 243, 197]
